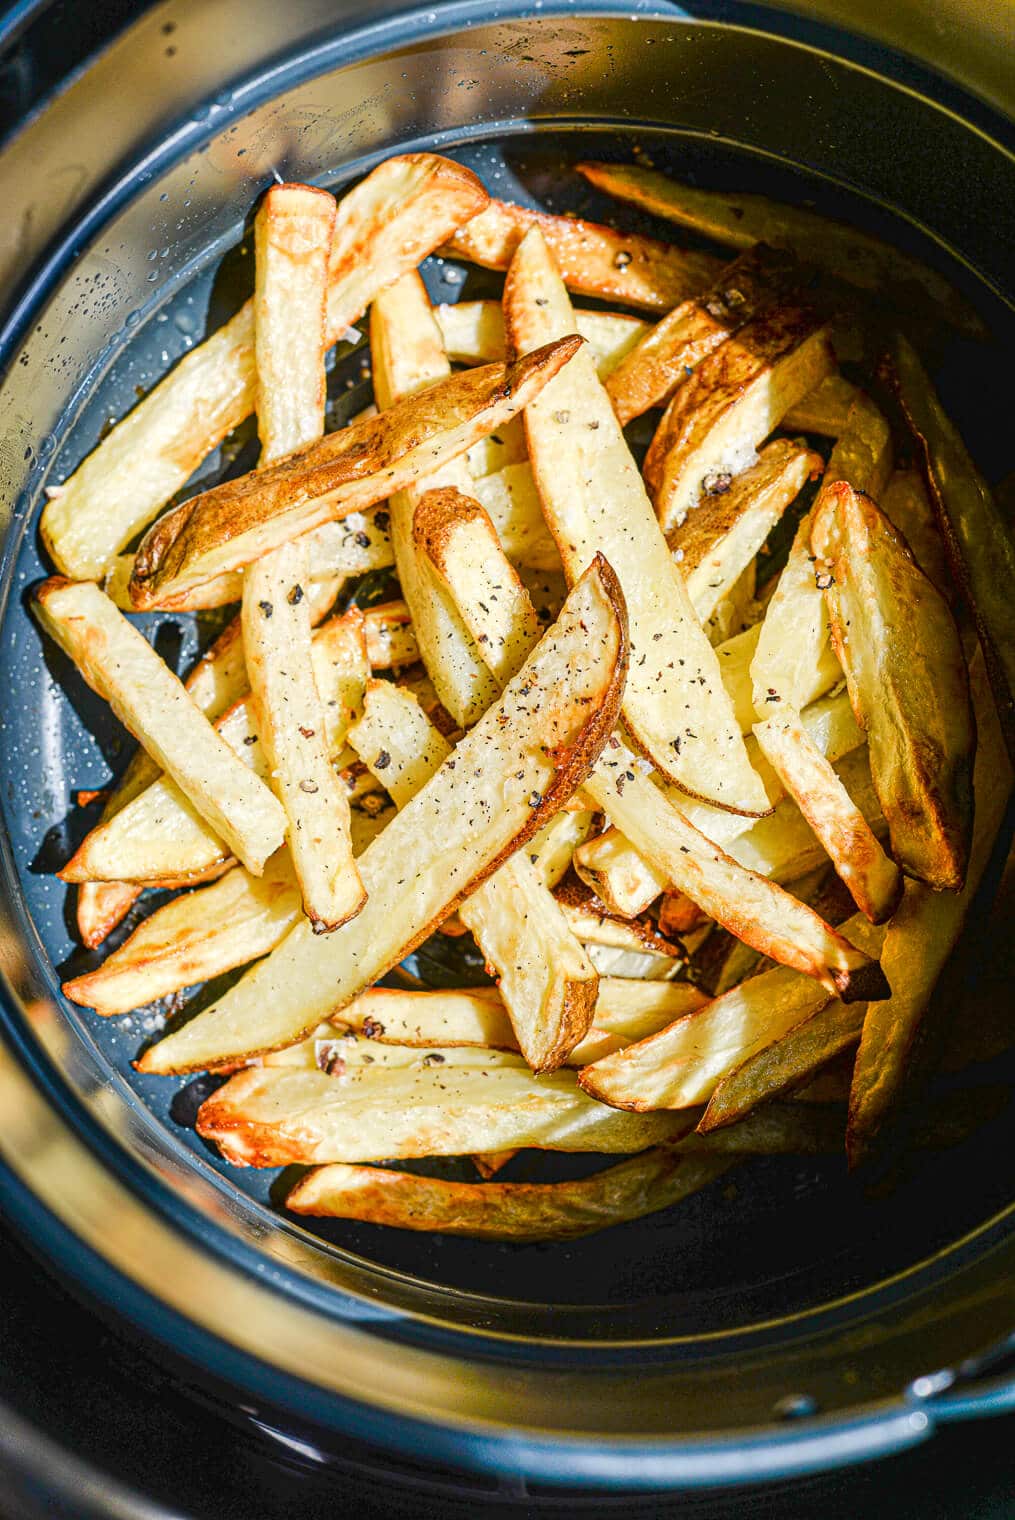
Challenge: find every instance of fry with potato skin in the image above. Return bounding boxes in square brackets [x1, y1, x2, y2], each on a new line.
[445, 197, 722, 312]
[505, 224, 768, 815]
[128, 340, 582, 611]
[33, 579, 287, 877]
[136, 556, 628, 1074]
[285, 1145, 732, 1240]
[812, 482, 975, 891]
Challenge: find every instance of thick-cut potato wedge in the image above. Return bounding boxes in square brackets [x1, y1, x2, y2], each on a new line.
[34, 579, 286, 876]
[470, 464, 559, 572]
[671, 440, 820, 625]
[370, 273, 501, 726]
[505, 225, 767, 814]
[245, 182, 364, 931]
[576, 162, 981, 336]
[754, 712, 901, 923]
[444, 198, 722, 312]
[606, 245, 796, 425]
[196, 1063, 696, 1166]
[574, 688, 864, 919]
[781, 374, 859, 437]
[886, 334, 1015, 763]
[683, 1103, 846, 1156]
[128, 341, 580, 612]
[243, 541, 366, 931]
[880, 470, 951, 598]
[435, 300, 649, 379]
[579, 912, 884, 1111]
[422, 459, 884, 1000]
[42, 154, 489, 582]
[812, 482, 975, 890]
[137, 558, 627, 1073]
[847, 658, 1011, 1166]
[61, 614, 368, 884]
[413, 488, 543, 687]
[285, 1145, 731, 1240]
[350, 677, 599, 1072]
[643, 304, 834, 536]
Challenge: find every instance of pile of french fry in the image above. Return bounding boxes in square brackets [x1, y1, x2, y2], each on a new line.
[35, 152, 1014, 1242]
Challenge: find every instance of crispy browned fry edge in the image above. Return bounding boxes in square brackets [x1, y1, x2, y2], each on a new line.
[884, 334, 1015, 766]
[129, 340, 581, 609]
[445, 197, 722, 311]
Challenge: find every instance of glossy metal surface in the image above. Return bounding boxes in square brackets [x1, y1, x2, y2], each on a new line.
[0, 0, 1012, 1488]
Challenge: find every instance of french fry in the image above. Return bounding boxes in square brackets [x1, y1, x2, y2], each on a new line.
[699, 998, 866, 1132]
[465, 417, 528, 478]
[137, 557, 627, 1074]
[34, 579, 286, 876]
[243, 182, 365, 932]
[886, 333, 1015, 763]
[128, 340, 581, 612]
[812, 482, 975, 890]
[435, 300, 649, 378]
[285, 1145, 731, 1240]
[505, 225, 768, 815]
[670, 439, 820, 625]
[643, 303, 834, 536]
[369, 272, 500, 726]
[605, 245, 796, 425]
[781, 374, 859, 436]
[754, 713, 902, 923]
[847, 657, 1011, 1166]
[42, 154, 489, 582]
[575, 161, 981, 337]
[349, 678, 599, 1073]
[578, 911, 884, 1112]
[361, 601, 419, 671]
[196, 1062, 698, 1166]
[444, 197, 722, 311]
[880, 470, 951, 598]
[470, 464, 560, 571]
[682, 1103, 846, 1156]
[60, 613, 368, 884]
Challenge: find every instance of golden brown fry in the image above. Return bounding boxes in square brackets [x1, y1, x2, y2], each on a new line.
[128, 340, 581, 611]
[505, 224, 768, 814]
[780, 374, 860, 436]
[886, 333, 1015, 763]
[435, 299, 648, 378]
[137, 557, 628, 1074]
[445, 197, 722, 311]
[643, 303, 834, 536]
[34, 579, 286, 876]
[812, 482, 975, 890]
[41, 154, 489, 581]
[285, 1145, 730, 1240]
[847, 657, 1011, 1167]
[606, 245, 795, 425]
[880, 470, 951, 599]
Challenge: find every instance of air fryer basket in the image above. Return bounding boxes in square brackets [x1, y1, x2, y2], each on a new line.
[0, 0, 1012, 1490]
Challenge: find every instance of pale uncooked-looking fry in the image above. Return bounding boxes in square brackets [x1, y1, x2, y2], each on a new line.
[435, 300, 649, 378]
[813, 482, 975, 891]
[369, 272, 499, 726]
[34, 579, 285, 876]
[505, 224, 768, 815]
[423, 457, 885, 1000]
[136, 557, 627, 1074]
[643, 301, 834, 537]
[444, 198, 723, 311]
[605, 244, 795, 425]
[196, 1063, 698, 1166]
[575, 161, 981, 336]
[60, 614, 368, 884]
[470, 464, 560, 572]
[244, 182, 364, 933]
[285, 1145, 731, 1240]
[361, 601, 419, 671]
[670, 439, 820, 625]
[349, 677, 599, 1073]
[128, 341, 580, 612]
[573, 687, 863, 919]
[42, 154, 489, 582]
[465, 417, 528, 479]
[886, 333, 1015, 764]
[578, 911, 884, 1112]
[754, 713, 901, 924]
[847, 657, 1011, 1166]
